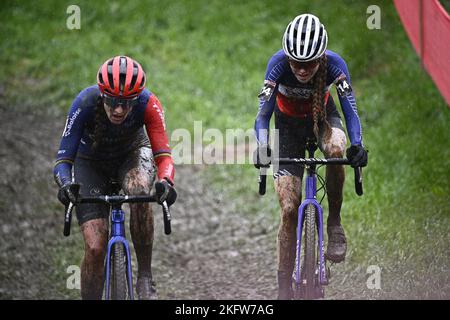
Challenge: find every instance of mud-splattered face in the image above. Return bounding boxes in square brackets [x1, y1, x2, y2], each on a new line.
[288, 58, 320, 83]
[103, 103, 132, 125]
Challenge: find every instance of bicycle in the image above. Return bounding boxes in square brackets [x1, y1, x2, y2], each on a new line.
[62, 181, 172, 300]
[258, 139, 363, 299]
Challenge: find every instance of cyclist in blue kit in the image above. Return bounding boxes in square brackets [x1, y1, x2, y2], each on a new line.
[54, 56, 177, 300]
[254, 14, 368, 299]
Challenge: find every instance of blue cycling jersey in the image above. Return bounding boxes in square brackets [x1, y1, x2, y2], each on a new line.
[255, 49, 363, 146]
[54, 85, 174, 187]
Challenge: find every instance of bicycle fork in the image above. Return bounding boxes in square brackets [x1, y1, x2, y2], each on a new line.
[104, 208, 134, 300]
[294, 172, 328, 291]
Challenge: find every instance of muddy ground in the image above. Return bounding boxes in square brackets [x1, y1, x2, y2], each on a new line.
[1, 104, 447, 300]
[0, 104, 279, 300]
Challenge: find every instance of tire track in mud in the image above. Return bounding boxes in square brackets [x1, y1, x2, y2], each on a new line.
[0, 106, 278, 299]
[0, 105, 66, 299]
[150, 165, 278, 299]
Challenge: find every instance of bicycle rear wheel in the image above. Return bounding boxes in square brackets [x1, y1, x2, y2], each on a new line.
[304, 204, 317, 299]
[110, 243, 127, 300]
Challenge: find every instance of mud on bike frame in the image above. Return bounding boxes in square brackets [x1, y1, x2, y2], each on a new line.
[258, 140, 363, 299]
[61, 181, 172, 300]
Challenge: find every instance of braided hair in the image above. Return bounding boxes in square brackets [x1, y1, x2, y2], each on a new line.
[91, 97, 108, 150]
[311, 55, 331, 141]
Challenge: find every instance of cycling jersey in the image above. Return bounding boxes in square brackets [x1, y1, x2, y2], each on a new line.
[255, 49, 363, 146]
[54, 85, 174, 187]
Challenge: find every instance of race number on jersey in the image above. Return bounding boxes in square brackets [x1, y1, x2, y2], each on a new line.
[258, 80, 276, 101]
[335, 74, 352, 97]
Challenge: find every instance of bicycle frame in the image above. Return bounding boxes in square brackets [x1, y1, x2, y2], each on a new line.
[63, 183, 172, 300]
[293, 141, 328, 296]
[294, 164, 328, 288]
[104, 204, 134, 300]
[257, 141, 363, 299]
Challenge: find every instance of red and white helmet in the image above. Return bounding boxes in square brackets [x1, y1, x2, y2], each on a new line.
[97, 56, 146, 98]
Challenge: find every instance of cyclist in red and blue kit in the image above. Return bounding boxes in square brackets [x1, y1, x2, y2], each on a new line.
[254, 14, 368, 299]
[54, 56, 176, 300]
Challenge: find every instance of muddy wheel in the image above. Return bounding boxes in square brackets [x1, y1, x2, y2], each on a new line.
[110, 243, 127, 300]
[304, 204, 317, 299]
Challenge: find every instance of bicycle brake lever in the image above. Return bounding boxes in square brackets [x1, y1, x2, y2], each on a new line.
[259, 168, 267, 196]
[162, 201, 170, 216]
[162, 201, 172, 235]
[354, 167, 363, 196]
[63, 202, 74, 237]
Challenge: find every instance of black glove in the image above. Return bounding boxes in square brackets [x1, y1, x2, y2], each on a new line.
[57, 182, 79, 206]
[253, 144, 272, 169]
[346, 145, 368, 168]
[155, 179, 177, 206]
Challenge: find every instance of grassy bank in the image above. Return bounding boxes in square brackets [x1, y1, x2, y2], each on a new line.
[1, 0, 448, 299]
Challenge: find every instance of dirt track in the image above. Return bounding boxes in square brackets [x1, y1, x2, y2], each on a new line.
[0, 105, 278, 299]
[1, 104, 447, 300]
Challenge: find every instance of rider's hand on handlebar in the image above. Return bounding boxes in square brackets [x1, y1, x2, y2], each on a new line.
[57, 182, 79, 206]
[155, 178, 177, 206]
[346, 145, 368, 168]
[253, 144, 272, 169]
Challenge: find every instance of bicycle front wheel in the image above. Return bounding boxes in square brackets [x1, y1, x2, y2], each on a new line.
[304, 204, 317, 299]
[110, 243, 127, 300]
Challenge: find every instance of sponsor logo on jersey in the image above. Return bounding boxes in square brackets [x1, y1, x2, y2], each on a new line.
[153, 102, 166, 130]
[62, 108, 82, 137]
[278, 84, 313, 99]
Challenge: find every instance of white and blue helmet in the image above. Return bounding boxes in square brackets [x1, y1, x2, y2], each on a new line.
[282, 14, 328, 62]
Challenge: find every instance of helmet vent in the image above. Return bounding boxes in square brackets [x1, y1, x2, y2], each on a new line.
[129, 62, 138, 89]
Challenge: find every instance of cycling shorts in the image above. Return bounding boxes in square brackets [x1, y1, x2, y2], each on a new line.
[73, 146, 156, 225]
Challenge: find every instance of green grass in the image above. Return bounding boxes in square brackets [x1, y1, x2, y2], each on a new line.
[1, 0, 449, 298]
[441, 0, 450, 13]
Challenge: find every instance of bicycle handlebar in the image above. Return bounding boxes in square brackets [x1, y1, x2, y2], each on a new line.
[63, 193, 172, 237]
[258, 157, 363, 196]
[78, 194, 157, 204]
[277, 157, 351, 165]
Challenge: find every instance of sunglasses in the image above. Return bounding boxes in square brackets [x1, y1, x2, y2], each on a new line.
[102, 94, 139, 110]
[288, 58, 320, 70]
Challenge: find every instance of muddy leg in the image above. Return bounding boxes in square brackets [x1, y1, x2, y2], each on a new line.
[80, 218, 109, 300]
[274, 176, 302, 289]
[122, 167, 154, 278]
[321, 127, 346, 226]
[321, 127, 348, 262]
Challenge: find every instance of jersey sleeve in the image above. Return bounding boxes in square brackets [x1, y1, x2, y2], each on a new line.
[254, 51, 286, 145]
[327, 52, 363, 146]
[53, 89, 92, 187]
[144, 94, 175, 184]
